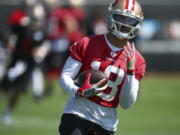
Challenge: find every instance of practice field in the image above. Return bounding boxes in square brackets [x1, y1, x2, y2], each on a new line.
[0, 72, 180, 135]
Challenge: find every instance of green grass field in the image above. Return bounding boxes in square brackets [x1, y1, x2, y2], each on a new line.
[0, 72, 180, 135]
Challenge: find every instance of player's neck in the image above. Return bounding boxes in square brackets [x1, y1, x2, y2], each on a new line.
[106, 33, 128, 48]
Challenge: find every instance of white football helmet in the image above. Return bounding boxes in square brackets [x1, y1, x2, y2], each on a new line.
[107, 0, 144, 39]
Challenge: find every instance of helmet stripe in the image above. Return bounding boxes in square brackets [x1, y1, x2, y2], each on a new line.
[125, 0, 130, 9]
[128, 0, 134, 11]
[125, 0, 135, 11]
[131, 0, 135, 11]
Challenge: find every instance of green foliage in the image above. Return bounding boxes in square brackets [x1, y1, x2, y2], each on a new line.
[0, 73, 180, 135]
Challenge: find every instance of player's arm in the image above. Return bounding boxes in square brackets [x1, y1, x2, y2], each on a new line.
[119, 75, 139, 109]
[60, 38, 87, 98]
[60, 56, 105, 98]
[119, 42, 142, 109]
[59, 56, 82, 98]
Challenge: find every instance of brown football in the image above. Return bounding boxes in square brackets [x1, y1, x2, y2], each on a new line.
[74, 69, 108, 87]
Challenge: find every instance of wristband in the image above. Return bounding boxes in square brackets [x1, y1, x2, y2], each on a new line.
[127, 69, 135, 75]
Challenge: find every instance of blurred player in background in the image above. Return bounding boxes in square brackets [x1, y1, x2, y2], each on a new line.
[43, 0, 86, 96]
[0, 0, 49, 125]
[59, 0, 146, 135]
[86, 8, 108, 35]
[0, 33, 8, 82]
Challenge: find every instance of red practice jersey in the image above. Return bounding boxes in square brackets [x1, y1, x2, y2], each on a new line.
[70, 34, 146, 108]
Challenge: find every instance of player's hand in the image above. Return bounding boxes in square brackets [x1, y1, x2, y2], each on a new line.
[123, 42, 136, 75]
[76, 72, 108, 97]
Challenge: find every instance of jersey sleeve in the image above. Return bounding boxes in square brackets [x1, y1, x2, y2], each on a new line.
[69, 37, 89, 62]
[135, 52, 146, 81]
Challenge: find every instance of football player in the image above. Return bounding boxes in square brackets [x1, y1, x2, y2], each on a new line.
[59, 0, 146, 135]
[0, 1, 48, 124]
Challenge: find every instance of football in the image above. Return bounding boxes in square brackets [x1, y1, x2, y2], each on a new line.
[74, 69, 108, 87]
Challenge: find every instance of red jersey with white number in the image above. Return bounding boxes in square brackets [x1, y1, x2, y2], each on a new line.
[70, 34, 146, 108]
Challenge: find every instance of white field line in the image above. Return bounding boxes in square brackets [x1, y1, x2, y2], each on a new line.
[0, 116, 180, 135]
[0, 116, 59, 129]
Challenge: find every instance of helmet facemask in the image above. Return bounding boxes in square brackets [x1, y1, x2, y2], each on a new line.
[107, 11, 141, 39]
[107, 0, 144, 39]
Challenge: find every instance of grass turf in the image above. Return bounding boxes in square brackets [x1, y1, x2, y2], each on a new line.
[0, 73, 180, 135]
